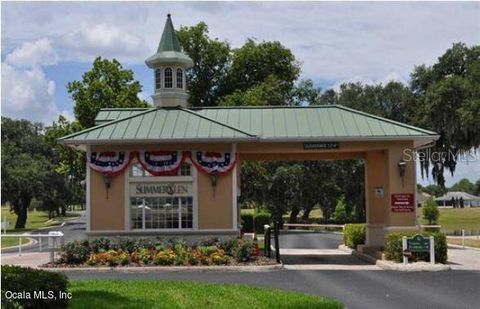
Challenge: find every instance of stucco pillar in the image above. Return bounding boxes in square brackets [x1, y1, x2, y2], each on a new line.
[364, 150, 389, 247]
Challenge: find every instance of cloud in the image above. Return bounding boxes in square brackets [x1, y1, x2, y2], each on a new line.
[5, 38, 58, 68]
[330, 71, 408, 91]
[60, 23, 147, 63]
[1, 62, 59, 123]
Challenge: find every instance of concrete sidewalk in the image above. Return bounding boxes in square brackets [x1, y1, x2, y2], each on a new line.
[1, 252, 52, 268]
[448, 245, 480, 270]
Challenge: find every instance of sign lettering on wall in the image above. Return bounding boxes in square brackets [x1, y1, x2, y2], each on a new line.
[130, 183, 192, 197]
[391, 193, 414, 212]
[303, 142, 339, 150]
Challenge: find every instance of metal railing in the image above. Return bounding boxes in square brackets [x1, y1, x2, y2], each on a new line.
[1, 231, 64, 263]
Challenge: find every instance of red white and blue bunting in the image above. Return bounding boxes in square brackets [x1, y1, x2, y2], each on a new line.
[137, 150, 185, 176]
[88, 151, 133, 176]
[190, 151, 237, 176]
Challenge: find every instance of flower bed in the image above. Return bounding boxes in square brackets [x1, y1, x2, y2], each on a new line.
[45, 237, 276, 268]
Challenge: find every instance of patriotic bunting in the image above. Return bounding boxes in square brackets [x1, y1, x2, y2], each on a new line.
[88, 151, 133, 176]
[190, 151, 237, 176]
[138, 150, 185, 176]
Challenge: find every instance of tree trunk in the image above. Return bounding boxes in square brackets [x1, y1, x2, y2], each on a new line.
[289, 206, 300, 224]
[61, 205, 67, 216]
[15, 205, 28, 229]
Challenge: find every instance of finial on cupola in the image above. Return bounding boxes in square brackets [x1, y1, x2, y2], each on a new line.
[145, 14, 193, 108]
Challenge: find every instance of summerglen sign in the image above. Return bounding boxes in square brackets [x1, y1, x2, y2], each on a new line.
[130, 183, 192, 197]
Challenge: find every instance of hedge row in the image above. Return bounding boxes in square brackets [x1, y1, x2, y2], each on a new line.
[241, 212, 271, 234]
[1, 265, 69, 308]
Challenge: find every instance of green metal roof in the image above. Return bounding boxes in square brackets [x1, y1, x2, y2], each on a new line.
[145, 14, 193, 68]
[193, 105, 437, 139]
[60, 108, 255, 144]
[157, 14, 182, 52]
[62, 105, 437, 146]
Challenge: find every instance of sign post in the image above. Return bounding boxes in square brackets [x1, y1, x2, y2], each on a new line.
[429, 236, 435, 265]
[402, 236, 408, 265]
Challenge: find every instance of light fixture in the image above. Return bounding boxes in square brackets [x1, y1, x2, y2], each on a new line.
[210, 172, 219, 197]
[103, 175, 112, 199]
[398, 159, 407, 187]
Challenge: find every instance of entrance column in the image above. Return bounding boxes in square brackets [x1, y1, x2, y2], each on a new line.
[364, 142, 418, 247]
[364, 150, 389, 247]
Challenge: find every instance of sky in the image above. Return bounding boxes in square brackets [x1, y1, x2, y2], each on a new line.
[1, 1, 479, 187]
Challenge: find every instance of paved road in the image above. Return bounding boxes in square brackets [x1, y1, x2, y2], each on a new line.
[279, 230, 372, 266]
[66, 267, 480, 309]
[4, 224, 480, 308]
[62, 230, 479, 308]
[1, 214, 86, 254]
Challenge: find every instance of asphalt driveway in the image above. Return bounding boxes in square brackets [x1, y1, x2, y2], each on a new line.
[63, 230, 480, 309]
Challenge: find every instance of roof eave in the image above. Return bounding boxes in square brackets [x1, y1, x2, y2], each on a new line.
[59, 134, 439, 147]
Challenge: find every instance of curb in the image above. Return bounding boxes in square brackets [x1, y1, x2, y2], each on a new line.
[376, 260, 451, 272]
[448, 243, 480, 252]
[1, 237, 37, 251]
[338, 244, 451, 272]
[39, 264, 284, 273]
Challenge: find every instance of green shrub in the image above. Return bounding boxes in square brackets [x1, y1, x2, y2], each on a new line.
[232, 239, 254, 262]
[422, 197, 440, 224]
[254, 212, 271, 234]
[241, 213, 254, 233]
[1, 265, 69, 308]
[118, 238, 138, 253]
[198, 245, 218, 256]
[384, 232, 447, 264]
[332, 196, 349, 223]
[343, 224, 366, 249]
[89, 238, 111, 253]
[218, 238, 236, 255]
[59, 240, 91, 264]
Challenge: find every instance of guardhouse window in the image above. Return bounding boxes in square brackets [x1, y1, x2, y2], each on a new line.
[176, 68, 183, 89]
[164, 67, 173, 88]
[129, 162, 193, 230]
[155, 69, 161, 90]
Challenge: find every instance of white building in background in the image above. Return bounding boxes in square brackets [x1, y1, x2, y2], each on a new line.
[435, 191, 480, 208]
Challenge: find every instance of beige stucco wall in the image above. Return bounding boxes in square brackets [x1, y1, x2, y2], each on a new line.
[88, 140, 419, 244]
[89, 143, 235, 233]
[90, 169, 125, 231]
[197, 169, 233, 229]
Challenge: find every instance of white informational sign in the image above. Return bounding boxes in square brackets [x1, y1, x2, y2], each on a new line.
[130, 182, 192, 197]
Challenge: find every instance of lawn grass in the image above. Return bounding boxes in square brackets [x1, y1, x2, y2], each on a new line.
[69, 280, 343, 309]
[1, 207, 79, 248]
[418, 207, 480, 232]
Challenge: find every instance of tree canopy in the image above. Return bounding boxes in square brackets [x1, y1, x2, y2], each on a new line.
[68, 57, 149, 128]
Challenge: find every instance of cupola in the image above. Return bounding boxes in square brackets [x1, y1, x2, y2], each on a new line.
[146, 14, 193, 108]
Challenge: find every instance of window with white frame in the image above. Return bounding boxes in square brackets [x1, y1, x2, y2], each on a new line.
[176, 68, 183, 89]
[155, 68, 162, 90]
[164, 67, 173, 88]
[129, 162, 193, 230]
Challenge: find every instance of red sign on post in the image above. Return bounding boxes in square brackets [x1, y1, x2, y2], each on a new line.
[391, 193, 414, 212]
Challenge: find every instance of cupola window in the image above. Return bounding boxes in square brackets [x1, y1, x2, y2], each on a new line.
[176, 68, 183, 89]
[164, 67, 173, 88]
[155, 69, 162, 90]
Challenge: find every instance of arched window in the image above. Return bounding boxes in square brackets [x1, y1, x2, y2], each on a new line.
[176, 68, 183, 89]
[155, 68, 161, 90]
[164, 67, 173, 88]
